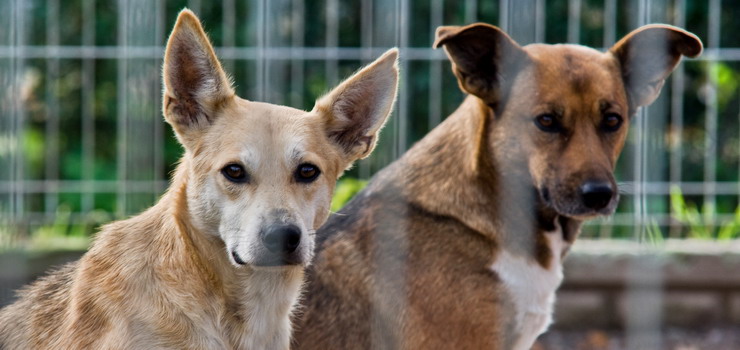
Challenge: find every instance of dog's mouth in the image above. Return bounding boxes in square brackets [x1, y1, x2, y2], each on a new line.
[230, 250, 305, 268]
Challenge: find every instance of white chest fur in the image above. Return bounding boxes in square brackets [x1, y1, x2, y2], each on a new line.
[490, 225, 565, 350]
[230, 270, 304, 350]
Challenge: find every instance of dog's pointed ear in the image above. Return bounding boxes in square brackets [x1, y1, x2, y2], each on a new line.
[162, 9, 234, 148]
[610, 24, 702, 109]
[434, 23, 527, 109]
[314, 48, 399, 162]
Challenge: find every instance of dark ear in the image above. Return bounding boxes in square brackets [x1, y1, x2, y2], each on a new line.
[162, 9, 234, 149]
[610, 24, 702, 109]
[313, 49, 399, 162]
[433, 23, 527, 109]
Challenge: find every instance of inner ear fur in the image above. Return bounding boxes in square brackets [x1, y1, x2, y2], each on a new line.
[162, 9, 234, 147]
[434, 23, 527, 111]
[610, 24, 702, 109]
[314, 48, 399, 162]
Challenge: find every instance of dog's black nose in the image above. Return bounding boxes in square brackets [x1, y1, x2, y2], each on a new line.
[580, 181, 614, 210]
[262, 224, 301, 254]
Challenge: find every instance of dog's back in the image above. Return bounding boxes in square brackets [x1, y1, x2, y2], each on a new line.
[0, 263, 76, 348]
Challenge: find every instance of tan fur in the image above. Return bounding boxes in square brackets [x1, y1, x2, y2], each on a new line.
[0, 9, 398, 350]
[293, 24, 701, 349]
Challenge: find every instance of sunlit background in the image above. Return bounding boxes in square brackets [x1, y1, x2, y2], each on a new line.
[1, 0, 739, 349]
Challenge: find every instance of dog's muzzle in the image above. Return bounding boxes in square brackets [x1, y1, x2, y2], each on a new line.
[252, 224, 304, 267]
[541, 178, 618, 218]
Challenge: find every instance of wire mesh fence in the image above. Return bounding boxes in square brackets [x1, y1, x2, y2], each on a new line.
[0, 0, 739, 244]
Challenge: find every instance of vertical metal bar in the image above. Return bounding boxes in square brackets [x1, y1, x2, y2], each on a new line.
[626, 1, 663, 349]
[396, 0, 409, 154]
[602, 0, 617, 238]
[428, 0, 443, 130]
[116, 0, 129, 217]
[669, 0, 687, 237]
[703, 0, 720, 226]
[255, 0, 266, 101]
[264, 0, 273, 102]
[325, 0, 339, 87]
[499, 0, 509, 32]
[361, 0, 373, 62]
[510, 0, 537, 45]
[81, 0, 96, 215]
[154, 0, 165, 194]
[358, 0, 374, 179]
[290, 0, 305, 109]
[603, 0, 617, 47]
[567, 0, 582, 43]
[632, 0, 647, 241]
[535, 0, 546, 43]
[464, 0, 477, 23]
[45, 0, 60, 216]
[222, 0, 236, 73]
[12, 0, 27, 224]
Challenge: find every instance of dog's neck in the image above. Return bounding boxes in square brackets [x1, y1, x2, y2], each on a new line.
[389, 95, 581, 257]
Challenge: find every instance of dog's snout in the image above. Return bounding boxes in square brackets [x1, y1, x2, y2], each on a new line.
[579, 181, 614, 210]
[262, 224, 301, 254]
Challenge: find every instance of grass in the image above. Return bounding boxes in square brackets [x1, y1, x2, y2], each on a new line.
[670, 186, 740, 240]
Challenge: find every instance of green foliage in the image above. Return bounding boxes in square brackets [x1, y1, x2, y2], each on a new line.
[644, 219, 666, 247]
[670, 186, 740, 240]
[330, 178, 368, 213]
[1, 205, 109, 252]
[27, 205, 92, 251]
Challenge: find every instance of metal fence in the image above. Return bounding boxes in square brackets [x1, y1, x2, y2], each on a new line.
[1, 0, 738, 242]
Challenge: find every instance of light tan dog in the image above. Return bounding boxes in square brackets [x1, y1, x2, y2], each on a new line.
[0, 9, 398, 350]
[293, 24, 701, 349]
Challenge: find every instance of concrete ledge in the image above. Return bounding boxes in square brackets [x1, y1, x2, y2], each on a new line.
[555, 239, 740, 330]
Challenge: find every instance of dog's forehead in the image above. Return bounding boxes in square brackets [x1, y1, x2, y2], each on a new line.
[525, 44, 618, 83]
[214, 100, 311, 139]
[204, 99, 333, 168]
[521, 44, 627, 109]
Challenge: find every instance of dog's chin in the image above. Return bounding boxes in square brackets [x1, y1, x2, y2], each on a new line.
[250, 264, 305, 273]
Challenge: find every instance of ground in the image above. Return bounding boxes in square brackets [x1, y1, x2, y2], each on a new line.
[536, 328, 740, 350]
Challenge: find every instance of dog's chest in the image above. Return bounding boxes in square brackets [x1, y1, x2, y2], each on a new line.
[489, 226, 565, 350]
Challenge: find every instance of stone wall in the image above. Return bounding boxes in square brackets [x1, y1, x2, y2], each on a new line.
[554, 240, 740, 330]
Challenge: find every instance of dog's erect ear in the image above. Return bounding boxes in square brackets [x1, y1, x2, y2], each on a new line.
[162, 9, 234, 148]
[314, 48, 399, 161]
[434, 23, 526, 109]
[610, 24, 702, 109]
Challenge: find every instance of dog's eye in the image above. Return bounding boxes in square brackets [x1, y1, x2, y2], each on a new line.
[601, 113, 623, 132]
[534, 114, 561, 133]
[295, 163, 321, 183]
[221, 164, 249, 183]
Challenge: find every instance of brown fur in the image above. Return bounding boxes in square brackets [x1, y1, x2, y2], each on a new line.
[293, 24, 701, 349]
[0, 9, 399, 349]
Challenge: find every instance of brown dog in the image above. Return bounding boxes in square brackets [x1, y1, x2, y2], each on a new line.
[293, 24, 701, 349]
[0, 9, 398, 350]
